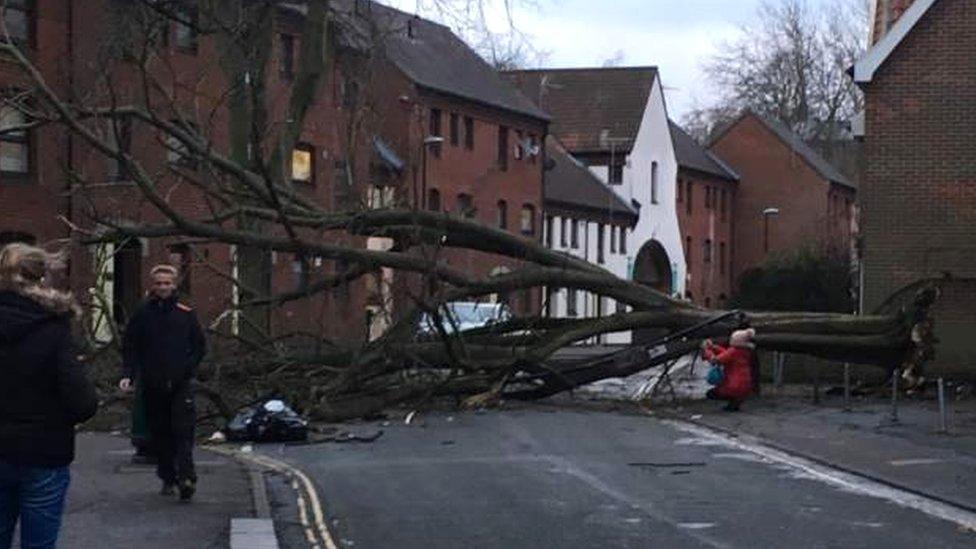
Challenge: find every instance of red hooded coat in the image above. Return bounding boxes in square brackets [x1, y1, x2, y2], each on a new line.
[702, 342, 754, 400]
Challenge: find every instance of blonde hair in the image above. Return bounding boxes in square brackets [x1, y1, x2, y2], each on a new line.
[0, 242, 79, 316]
[150, 264, 179, 278]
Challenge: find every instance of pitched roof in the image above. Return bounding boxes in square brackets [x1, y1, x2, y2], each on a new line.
[282, 1, 548, 121]
[544, 136, 638, 224]
[713, 112, 855, 189]
[668, 120, 739, 181]
[502, 67, 658, 153]
[855, 0, 939, 83]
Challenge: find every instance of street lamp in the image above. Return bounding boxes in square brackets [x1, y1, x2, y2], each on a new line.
[763, 207, 780, 254]
[420, 136, 445, 210]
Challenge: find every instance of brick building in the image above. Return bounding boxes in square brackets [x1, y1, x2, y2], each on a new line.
[709, 112, 857, 287]
[853, 0, 976, 373]
[0, 0, 547, 345]
[669, 121, 738, 308]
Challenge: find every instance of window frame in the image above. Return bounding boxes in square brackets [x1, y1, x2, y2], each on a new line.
[173, 5, 199, 54]
[497, 200, 507, 229]
[279, 33, 296, 80]
[650, 161, 659, 204]
[291, 142, 315, 185]
[520, 204, 535, 235]
[0, 103, 31, 179]
[497, 126, 509, 171]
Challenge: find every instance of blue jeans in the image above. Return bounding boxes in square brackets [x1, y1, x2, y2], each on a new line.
[0, 460, 70, 549]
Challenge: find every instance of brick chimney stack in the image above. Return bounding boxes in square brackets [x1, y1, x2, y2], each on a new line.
[871, 0, 917, 45]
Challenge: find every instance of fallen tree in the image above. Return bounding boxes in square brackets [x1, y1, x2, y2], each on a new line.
[0, 1, 942, 423]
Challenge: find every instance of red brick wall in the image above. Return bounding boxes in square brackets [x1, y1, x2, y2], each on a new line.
[3, 3, 546, 344]
[675, 168, 736, 308]
[862, 0, 976, 372]
[872, 0, 918, 45]
[709, 114, 852, 287]
[0, 0, 71, 246]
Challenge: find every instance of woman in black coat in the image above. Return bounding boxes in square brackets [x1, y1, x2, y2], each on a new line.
[0, 243, 98, 549]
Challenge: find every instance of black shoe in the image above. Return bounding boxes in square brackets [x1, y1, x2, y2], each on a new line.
[160, 482, 177, 496]
[178, 479, 196, 502]
[723, 402, 741, 412]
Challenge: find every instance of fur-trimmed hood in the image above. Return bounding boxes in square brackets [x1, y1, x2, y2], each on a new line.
[0, 290, 73, 344]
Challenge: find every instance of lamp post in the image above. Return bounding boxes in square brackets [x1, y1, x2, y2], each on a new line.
[420, 136, 445, 210]
[763, 207, 780, 254]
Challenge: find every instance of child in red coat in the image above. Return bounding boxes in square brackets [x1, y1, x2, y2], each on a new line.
[701, 328, 756, 411]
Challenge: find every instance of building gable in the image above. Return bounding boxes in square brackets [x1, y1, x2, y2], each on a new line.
[855, 0, 940, 83]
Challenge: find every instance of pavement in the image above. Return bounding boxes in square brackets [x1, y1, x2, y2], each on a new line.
[649, 386, 976, 512]
[251, 404, 976, 548]
[55, 432, 255, 549]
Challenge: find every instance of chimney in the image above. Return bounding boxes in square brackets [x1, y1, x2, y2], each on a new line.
[871, 0, 917, 45]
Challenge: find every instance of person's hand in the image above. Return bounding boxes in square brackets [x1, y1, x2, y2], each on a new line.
[118, 378, 133, 392]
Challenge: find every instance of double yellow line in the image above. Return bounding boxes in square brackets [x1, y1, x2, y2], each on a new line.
[209, 445, 339, 549]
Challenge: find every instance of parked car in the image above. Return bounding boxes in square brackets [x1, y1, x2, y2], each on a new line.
[418, 301, 512, 336]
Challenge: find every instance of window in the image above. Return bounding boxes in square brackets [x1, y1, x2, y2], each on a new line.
[528, 134, 538, 164]
[610, 226, 617, 254]
[567, 289, 578, 317]
[339, 72, 359, 109]
[427, 188, 441, 211]
[514, 130, 524, 160]
[719, 242, 727, 275]
[705, 297, 711, 308]
[703, 239, 712, 263]
[620, 227, 627, 254]
[167, 243, 192, 294]
[291, 254, 309, 291]
[174, 5, 198, 53]
[0, 105, 29, 176]
[720, 189, 728, 221]
[520, 204, 535, 235]
[464, 116, 474, 150]
[449, 113, 459, 146]
[0, 231, 35, 246]
[166, 120, 199, 169]
[2, 0, 31, 46]
[429, 108, 442, 157]
[677, 178, 683, 203]
[498, 126, 509, 171]
[367, 185, 395, 209]
[705, 186, 712, 209]
[544, 215, 554, 247]
[456, 193, 474, 218]
[291, 143, 314, 184]
[685, 181, 693, 215]
[497, 200, 507, 229]
[280, 34, 295, 79]
[609, 162, 623, 185]
[651, 161, 659, 204]
[560, 218, 567, 247]
[106, 117, 132, 181]
[685, 236, 692, 272]
[597, 224, 605, 264]
[571, 219, 579, 249]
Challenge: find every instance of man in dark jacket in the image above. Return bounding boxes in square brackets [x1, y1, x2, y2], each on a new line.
[0, 244, 98, 548]
[119, 264, 205, 502]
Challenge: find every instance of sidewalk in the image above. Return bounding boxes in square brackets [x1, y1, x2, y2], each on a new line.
[654, 388, 976, 511]
[58, 432, 254, 549]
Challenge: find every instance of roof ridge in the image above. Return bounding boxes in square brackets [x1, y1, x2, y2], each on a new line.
[504, 65, 659, 74]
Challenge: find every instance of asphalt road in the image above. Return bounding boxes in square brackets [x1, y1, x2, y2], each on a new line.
[260, 407, 976, 548]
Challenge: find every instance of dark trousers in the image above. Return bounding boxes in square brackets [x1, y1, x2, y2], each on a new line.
[0, 460, 70, 549]
[144, 383, 196, 485]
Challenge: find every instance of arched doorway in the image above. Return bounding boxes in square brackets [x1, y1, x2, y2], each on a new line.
[633, 240, 673, 344]
[634, 240, 673, 294]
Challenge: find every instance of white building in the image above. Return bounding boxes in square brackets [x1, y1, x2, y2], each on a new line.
[505, 67, 686, 344]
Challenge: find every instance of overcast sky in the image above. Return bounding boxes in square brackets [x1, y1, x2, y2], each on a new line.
[381, 0, 849, 121]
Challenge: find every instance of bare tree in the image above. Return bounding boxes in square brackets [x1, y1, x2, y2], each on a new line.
[0, 0, 938, 422]
[683, 0, 869, 143]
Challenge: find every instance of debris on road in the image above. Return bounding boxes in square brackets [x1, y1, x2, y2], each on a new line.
[227, 399, 309, 443]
